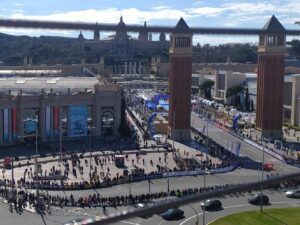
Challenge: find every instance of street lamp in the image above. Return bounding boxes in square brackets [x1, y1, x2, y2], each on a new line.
[260, 138, 265, 212]
[19, 133, 39, 209]
[187, 204, 199, 225]
[86, 126, 96, 180]
[202, 170, 210, 225]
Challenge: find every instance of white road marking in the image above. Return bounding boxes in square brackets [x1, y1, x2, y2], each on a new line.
[134, 184, 141, 187]
[121, 220, 141, 225]
[179, 200, 300, 225]
[117, 187, 127, 190]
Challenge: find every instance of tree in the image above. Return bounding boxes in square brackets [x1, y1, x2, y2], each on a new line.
[250, 100, 255, 112]
[199, 79, 215, 99]
[118, 93, 131, 137]
[226, 85, 244, 108]
[244, 88, 250, 112]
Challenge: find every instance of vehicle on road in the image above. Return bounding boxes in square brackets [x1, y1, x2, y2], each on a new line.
[63, 217, 85, 225]
[160, 208, 184, 220]
[248, 194, 269, 205]
[201, 199, 222, 211]
[286, 189, 300, 198]
[135, 201, 156, 219]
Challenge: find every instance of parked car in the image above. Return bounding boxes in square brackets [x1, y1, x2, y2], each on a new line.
[286, 189, 300, 198]
[160, 208, 184, 220]
[248, 194, 269, 205]
[201, 199, 222, 211]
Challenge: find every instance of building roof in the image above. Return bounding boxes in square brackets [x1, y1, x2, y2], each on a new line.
[0, 77, 100, 96]
[262, 15, 285, 32]
[174, 17, 191, 33]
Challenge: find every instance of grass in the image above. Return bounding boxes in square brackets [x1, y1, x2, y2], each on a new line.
[210, 207, 300, 225]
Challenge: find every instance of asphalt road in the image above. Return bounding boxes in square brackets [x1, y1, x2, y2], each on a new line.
[2, 186, 299, 225]
[190, 113, 299, 174]
[1, 112, 300, 225]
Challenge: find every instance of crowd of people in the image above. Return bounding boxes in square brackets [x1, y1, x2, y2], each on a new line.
[1, 175, 299, 215]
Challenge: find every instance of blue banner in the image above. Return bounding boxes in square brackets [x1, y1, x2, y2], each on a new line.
[68, 105, 87, 137]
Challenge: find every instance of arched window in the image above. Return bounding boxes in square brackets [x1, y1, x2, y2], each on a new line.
[101, 111, 114, 136]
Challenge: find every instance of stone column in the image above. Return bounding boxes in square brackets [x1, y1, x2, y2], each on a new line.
[18, 107, 24, 140]
[129, 62, 132, 75]
[0, 110, 3, 143]
[124, 62, 127, 75]
[134, 62, 137, 75]
[8, 108, 12, 143]
[50, 106, 53, 139]
[39, 107, 45, 141]
[139, 62, 142, 75]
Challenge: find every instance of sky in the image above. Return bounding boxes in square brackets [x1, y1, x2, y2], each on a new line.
[1, 0, 300, 44]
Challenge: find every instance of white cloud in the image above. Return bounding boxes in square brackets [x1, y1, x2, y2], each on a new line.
[188, 7, 224, 17]
[7, 7, 194, 24]
[14, 3, 23, 7]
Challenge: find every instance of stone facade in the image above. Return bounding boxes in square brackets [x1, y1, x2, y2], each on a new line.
[0, 83, 121, 146]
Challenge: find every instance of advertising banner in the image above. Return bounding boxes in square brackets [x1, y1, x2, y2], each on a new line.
[53, 106, 59, 137]
[11, 108, 17, 140]
[68, 105, 87, 137]
[45, 107, 51, 138]
[3, 109, 8, 141]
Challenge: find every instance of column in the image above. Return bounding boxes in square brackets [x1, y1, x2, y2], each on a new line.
[18, 107, 24, 141]
[139, 62, 142, 75]
[134, 62, 137, 75]
[124, 62, 127, 76]
[129, 62, 132, 75]
[39, 107, 45, 141]
[8, 109, 12, 143]
[0, 110, 3, 144]
[50, 106, 54, 139]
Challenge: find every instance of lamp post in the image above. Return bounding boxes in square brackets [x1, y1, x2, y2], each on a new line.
[260, 139, 265, 212]
[202, 170, 210, 225]
[86, 126, 96, 180]
[187, 204, 199, 225]
[19, 133, 39, 209]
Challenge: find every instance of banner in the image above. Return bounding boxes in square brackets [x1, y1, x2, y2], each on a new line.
[53, 106, 59, 137]
[3, 109, 9, 141]
[68, 105, 87, 137]
[45, 107, 51, 138]
[12, 108, 17, 140]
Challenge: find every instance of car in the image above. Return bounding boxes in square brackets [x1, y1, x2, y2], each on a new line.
[201, 199, 222, 211]
[135, 201, 155, 219]
[248, 194, 269, 205]
[286, 189, 300, 198]
[160, 208, 184, 220]
[63, 218, 85, 225]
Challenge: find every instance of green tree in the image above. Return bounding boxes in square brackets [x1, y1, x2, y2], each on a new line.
[199, 79, 215, 99]
[244, 88, 250, 112]
[226, 85, 244, 108]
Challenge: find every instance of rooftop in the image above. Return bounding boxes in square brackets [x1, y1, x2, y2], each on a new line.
[0, 77, 100, 96]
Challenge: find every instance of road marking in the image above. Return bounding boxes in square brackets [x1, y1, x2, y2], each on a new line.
[179, 200, 300, 225]
[121, 220, 141, 225]
[117, 187, 127, 190]
[134, 184, 141, 187]
[177, 178, 185, 181]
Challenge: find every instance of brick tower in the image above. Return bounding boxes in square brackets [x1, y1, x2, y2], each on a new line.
[168, 18, 193, 141]
[255, 15, 286, 140]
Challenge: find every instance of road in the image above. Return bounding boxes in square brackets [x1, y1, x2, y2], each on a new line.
[191, 113, 299, 174]
[1, 111, 300, 224]
[2, 186, 299, 225]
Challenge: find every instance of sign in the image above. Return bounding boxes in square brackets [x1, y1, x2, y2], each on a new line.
[68, 105, 87, 137]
